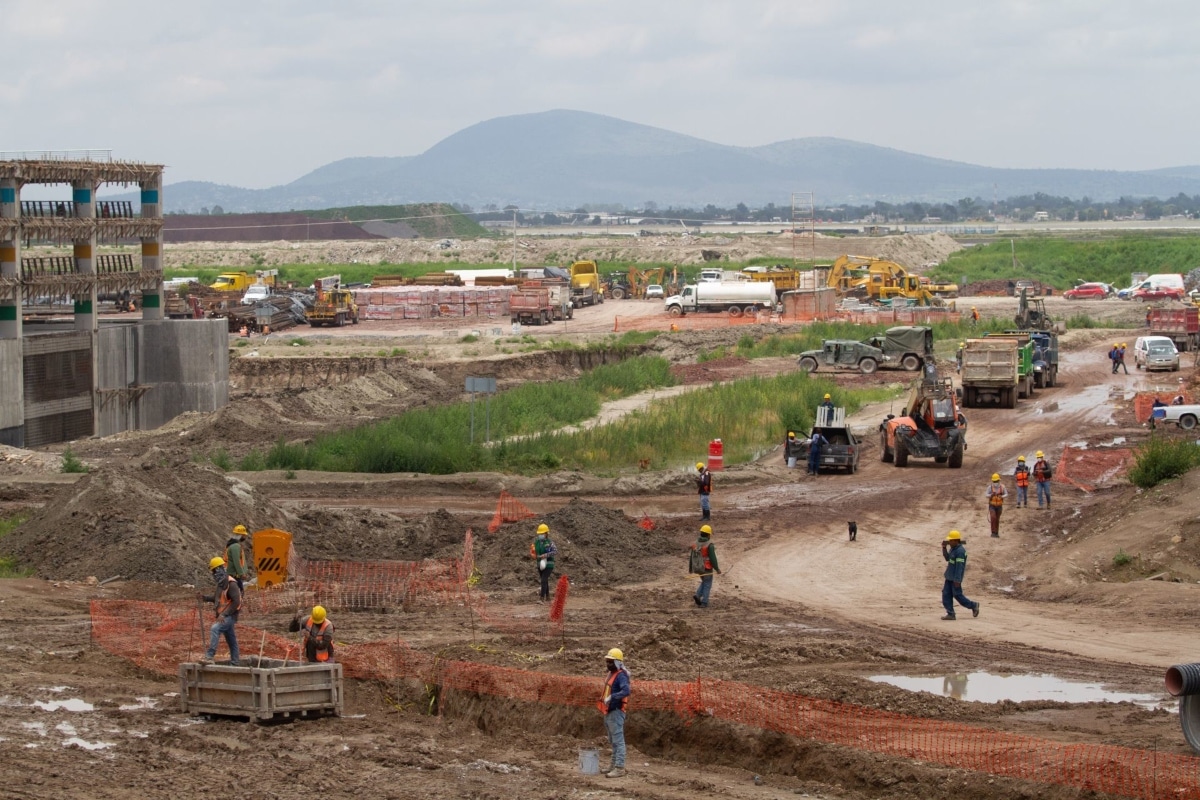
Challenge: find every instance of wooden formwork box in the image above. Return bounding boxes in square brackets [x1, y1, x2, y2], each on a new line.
[179, 659, 343, 722]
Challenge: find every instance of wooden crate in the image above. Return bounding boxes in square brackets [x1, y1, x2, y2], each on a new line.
[179, 659, 343, 722]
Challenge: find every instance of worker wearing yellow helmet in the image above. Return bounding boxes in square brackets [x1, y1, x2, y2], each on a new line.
[599, 647, 631, 777]
[530, 523, 558, 602]
[1013, 456, 1031, 508]
[941, 530, 980, 620]
[224, 524, 251, 591]
[785, 430, 803, 470]
[970, 306, 980, 326]
[200, 554, 242, 666]
[690, 524, 722, 608]
[820, 392, 834, 411]
[695, 461, 712, 521]
[985, 472, 1008, 537]
[1116, 342, 1129, 375]
[289, 605, 335, 663]
[1033, 450, 1053, 509]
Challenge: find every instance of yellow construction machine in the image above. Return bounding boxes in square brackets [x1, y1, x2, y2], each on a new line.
[628, 266, 665, 299]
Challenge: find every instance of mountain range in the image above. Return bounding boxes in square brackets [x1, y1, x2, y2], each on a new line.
[117, 110, 1200, 213]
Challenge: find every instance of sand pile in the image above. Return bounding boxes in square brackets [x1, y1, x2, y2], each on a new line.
[0, 459, 295, 585]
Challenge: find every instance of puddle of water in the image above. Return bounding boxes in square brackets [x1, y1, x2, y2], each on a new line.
[869, 671, 1167, 708]
[118, 697, 158, 711]
[61, 736, 115, 751]
[33, 698, 94, 713]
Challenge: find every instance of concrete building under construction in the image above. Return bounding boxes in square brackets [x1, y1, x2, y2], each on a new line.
[0, 152, 227, 448]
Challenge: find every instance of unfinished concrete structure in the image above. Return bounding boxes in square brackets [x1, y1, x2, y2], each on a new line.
[0, 152, 227, 447]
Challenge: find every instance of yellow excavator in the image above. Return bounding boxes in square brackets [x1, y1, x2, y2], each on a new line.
[826, 255, 951, 307]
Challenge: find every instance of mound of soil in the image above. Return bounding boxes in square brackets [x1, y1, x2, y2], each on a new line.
[289, 507, 475, 563]
[0, 459, 294, 585]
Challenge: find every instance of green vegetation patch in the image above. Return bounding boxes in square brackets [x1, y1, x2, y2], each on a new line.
[0, 513, 33, 578]
[1127, 435, 1200, 489]
[302, 203, 487, 238]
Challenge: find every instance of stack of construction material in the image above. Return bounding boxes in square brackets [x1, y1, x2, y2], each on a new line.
[353, 285, 513, 321]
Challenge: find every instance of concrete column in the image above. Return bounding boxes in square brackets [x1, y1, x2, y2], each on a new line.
[139, 175, 163, 320]
[72, 181, 97, 332]
[0, 178, 19, 340]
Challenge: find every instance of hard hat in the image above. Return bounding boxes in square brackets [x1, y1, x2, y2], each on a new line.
[1113, 343, 1118, 348]
[536, 523, 549, 535]
[606, 648, 624, 661]
[1121, 342, 1127, 348]
[209, 556, 226, 570]
[958, 342, 964, 347]
[1036, 450, 1044, 458]
[824, 393, 831, 400]
[787, 431, 795, 437]
[700, 524, 712, 535]
[991, 473, 1000, 482]
[971, 306, 977, 310]
[696, 462, 704, 470]
[232, 524, 248, 536]
[1017, 455, 1026, 461]
[946, 530, 962, 541]
[311, 605, 327, 624]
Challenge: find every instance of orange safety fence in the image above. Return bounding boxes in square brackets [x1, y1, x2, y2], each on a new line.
[91, 598, 1200, 800]
[1134, 390, 1194, 423]
[488, 490, 536, 533]
[1055, 445, 1135, 493]
[615, 310, 962, 331]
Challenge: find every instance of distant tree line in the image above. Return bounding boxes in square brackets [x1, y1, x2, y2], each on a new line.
[455, 193, 1200, 226]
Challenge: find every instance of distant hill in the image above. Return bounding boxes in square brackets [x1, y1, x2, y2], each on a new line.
[162, 204, 482, 243]
[108, 110, 1200, 212]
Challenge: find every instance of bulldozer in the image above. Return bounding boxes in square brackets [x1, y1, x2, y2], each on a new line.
[879, 372, 966, 468]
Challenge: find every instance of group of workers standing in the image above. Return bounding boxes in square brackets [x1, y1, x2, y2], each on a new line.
[1108, 343, 1129, 374]
[983, 451, 1052, 537]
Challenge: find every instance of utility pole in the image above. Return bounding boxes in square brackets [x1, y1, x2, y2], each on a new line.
[512, 209, 517, 273]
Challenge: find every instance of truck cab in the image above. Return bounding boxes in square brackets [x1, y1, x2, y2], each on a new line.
[803, 406, 860, 474]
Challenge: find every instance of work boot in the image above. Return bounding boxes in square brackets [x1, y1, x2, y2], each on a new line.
[693, 595, 701, 607]
[940, 614, 956, 621]
[991, 533, 999, 538]
[606, 767, 627, 778]
[973, 603, 981, 618]
[198, 656, 214, 665]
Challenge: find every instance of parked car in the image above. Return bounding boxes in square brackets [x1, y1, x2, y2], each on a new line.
[241, 284, 272, 305]
[1132, 286, 1185, 302]
[1063, 282, 1108, 300]
[1153, 403, 1200, 430]
[645, 284, 664, 299]
[1133, 335, 1180, 371]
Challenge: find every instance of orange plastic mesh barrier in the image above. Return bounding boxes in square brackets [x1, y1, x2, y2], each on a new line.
[613, 312, 776, 333]
[638, 514, 656, 531]
[487, 490, 536, 533]
[549, 575, 569, 623]
[1134, 391, 1193, 423]
[1055, 445, 1135, 492]
[91, 599, 1200, 799]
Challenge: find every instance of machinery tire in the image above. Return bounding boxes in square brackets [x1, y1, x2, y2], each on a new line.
[744, 305, 758, 317]
[336, 314, 345, 327]
[599, 293, 604, 304]
[352, 313, 359, 325]
[1048, 366, 1057, 387]
[1134, 296, 1145, 303]
[610, 287, 626, 300]
[948, 444, 964, 469]
[728, 306, 743, 318]
[880, 431, 893, 463]
[894, 438, 908, 467]
[1007, 387, 1018, 409]
[668, 306, 683, 317]
[1181, 415, 1197, 431]
[849, 459, 858, 474]
[902, 355, 921, 371]
[859, 358, 877, 375]
[798, 357, 818, 373]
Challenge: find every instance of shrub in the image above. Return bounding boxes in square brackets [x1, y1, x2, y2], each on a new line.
[1127, 436, 1200, 488]
[210, 449, 233, 471]
[0, 513, 32, 578]
[1113, 549, 1132, 567]
[460, 334, 479, 343]
[61, 448, 88, 474]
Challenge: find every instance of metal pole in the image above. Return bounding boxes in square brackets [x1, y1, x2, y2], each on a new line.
[470, 391, 475, 444]
[512, 210, 517, 273]
[485, 393, 490, 443]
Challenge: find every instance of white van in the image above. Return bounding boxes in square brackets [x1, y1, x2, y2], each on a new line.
[1119, 273, 1184, 300]
[1134, 335, 1180, 371]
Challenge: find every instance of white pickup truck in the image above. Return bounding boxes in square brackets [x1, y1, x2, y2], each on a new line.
[1152, 402, 1200, 430]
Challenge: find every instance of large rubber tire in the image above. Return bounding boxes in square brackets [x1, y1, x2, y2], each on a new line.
[1007, 387, 1018, 409]
[859, 358, 878, 375]
[798, 357, 818, 373]
[948, 444, 964, 469]
[1182, 414, 1198, 431]
[880, 431, 893, 463]
[1134, 296, 1145, 303]
[1048, 366, 1057, 387]
[336, 313, 346, 328]
[728, 306, 742, 318]
[894, 438, 908, 467]
[849, 459, 857, 474]
[351, 313, 359, 325]
[902, 355, 921, 371]
[668, 306, 683, 317]
[961, 387, 973, 408]
[610, 287, 627, 300]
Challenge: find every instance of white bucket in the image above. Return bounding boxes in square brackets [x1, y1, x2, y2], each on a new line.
[578, 747, 600, 774]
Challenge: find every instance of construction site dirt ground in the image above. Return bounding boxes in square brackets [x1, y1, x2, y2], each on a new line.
[4, 290, 1200, 798]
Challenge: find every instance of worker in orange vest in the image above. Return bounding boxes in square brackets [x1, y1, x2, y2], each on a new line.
[289, 605, 335, 663]
[1013, 456, 1031, 508]
[1033, 450, 1053, 509]
[985, 473, 1008, 537]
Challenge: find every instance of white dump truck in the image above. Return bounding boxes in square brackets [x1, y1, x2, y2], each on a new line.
[665, 281, 776, 317]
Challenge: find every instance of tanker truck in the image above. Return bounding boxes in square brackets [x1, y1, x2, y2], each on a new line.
[664, 281, 776, 317]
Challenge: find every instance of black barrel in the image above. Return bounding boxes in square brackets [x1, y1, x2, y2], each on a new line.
[1166, 663, 1200, 697]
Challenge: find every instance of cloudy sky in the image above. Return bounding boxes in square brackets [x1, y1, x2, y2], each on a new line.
[1, 1, 1193, 188]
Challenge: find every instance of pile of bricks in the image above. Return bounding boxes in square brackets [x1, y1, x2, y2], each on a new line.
[352, 285, 512, 320]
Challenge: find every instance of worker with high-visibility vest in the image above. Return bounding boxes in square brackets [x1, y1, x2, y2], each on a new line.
[940, 530, 980, 621]
[289, 605, 335, 663]
[200, 556, 242, 666]
[985, 473, 1008, 537]
[1013, 456, 1031, 508]
[598, 647, 631, 778]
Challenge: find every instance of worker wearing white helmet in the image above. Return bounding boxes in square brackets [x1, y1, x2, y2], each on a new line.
[695, 461, 711, 521]
[599, 647, 631, 777]
[529, 523, 558, 602]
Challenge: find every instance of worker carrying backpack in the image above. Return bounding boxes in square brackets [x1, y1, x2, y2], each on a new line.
[688, 548, 705, 574]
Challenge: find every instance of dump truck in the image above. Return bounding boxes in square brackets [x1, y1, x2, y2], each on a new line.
[665, 281, 776, 317]
[803, 406, 861, 474]
[879, 374, 966, 468]
[510, 287, 557, 325]
[568, 260, 604, 307]
[960, 337, 1020, 408]
[210, 271, 254, 292]
[797, 340, 890, 375]
[1010, 329, 1059, 388]
[862, 326, 933, 371]
[308, 276, 359, 327]
[1148, 307, 1200, 352]
[983, 332, 1036, 399]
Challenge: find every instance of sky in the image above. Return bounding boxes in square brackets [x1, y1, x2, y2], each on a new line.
[0, 1, 1195, 189]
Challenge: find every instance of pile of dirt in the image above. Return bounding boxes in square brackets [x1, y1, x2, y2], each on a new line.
[961, 279, 1053, 297]
[474, 498, 682, 590]
[289, 507, 477, 562]
[0, 458, 295, 585]
[670, 355, 752, 383]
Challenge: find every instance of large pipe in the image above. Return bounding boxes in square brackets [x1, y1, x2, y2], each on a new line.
[1166, 663, 1200, 697]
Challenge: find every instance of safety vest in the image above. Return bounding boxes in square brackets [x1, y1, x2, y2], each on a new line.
[224, 539, 246, 576]
[697, 542, 712, 572]
[1034, 460, 1051, 482]
[1014, 466, 1030, 488]
[302, 618, 334, 662]
[215, 578, 241, 619]
[598, 668, 629, 713]
[988, 484, 1005, 506]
